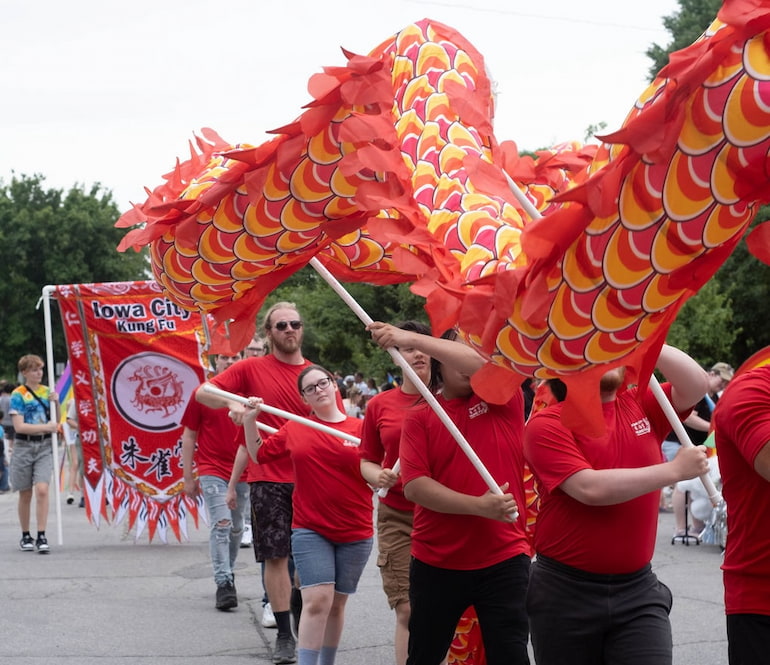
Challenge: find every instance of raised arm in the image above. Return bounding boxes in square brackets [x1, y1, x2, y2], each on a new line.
[367, 322, 485, 376]
[655, 344, 709, 413]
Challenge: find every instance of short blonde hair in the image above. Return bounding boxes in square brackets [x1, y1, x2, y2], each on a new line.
[262, 301, 299, 331]
[18, 354, 44, 373]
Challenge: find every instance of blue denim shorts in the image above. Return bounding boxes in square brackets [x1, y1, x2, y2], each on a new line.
[291, 528, 372, 594]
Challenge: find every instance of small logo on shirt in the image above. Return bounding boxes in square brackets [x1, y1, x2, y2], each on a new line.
[468, 401, 489, 419]
[630, 418, 651, 436]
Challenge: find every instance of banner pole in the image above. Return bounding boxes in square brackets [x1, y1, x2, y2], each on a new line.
[41, 285, 64, 546]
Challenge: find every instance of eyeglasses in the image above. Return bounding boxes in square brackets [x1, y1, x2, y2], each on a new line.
[301, 377, 333, 396]
[246, 346, 264, 353]
[271, 320, 303, 331]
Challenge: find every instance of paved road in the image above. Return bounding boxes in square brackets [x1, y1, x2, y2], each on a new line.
[1, 492, 727, 664]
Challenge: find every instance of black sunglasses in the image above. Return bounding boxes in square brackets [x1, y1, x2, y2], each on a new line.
[271, 320, 303, 331]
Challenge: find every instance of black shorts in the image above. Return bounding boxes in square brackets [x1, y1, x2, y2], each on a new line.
[250, 481, 294, 562]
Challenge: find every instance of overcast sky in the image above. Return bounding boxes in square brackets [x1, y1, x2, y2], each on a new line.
[2, 0, 685, 211]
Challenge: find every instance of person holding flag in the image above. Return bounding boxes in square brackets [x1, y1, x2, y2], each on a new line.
[524, 345, 710, 665]
[240, 364, 373, 665]
[9, 354, 59, 554]
[359, 320, 434, 665]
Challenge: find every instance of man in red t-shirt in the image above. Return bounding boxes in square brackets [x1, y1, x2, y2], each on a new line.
[182, 350, 245, 610]
[197, 302, 313, 664]
[524, 345, 710, 665]
[373, 327, 531, 665]
[712, 364, 770, 665]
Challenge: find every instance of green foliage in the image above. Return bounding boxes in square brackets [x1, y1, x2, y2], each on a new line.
[666, 280, 738, 367]
[711, 206, 770, 363]
[256, 266, 428, 386]
[645, 0, 722, 80]
[0, 174, 148, 380]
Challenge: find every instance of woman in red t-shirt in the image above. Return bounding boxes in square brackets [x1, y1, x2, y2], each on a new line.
[242, 364, 373, 665]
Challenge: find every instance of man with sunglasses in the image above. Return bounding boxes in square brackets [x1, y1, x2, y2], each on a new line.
[197, 302, 315, 664]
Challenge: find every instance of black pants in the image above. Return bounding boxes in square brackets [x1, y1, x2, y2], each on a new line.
[527, 554, 673, 665]
[407, 554, 530, 665]
[727, 613, 770, 665]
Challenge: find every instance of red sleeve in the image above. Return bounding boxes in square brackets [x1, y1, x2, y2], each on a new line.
[399, 404, 433, 486]
[715, 371, 770, 465]
[359, 398, 385, 463]
[180, 393, 202, 431]
[523, 407, 592, 492]
[256, 424, 291, 464]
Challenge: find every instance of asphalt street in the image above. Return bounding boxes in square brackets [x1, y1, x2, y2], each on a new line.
[1, 491, 727, 664]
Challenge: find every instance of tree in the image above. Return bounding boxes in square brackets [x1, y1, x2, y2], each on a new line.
[712, 207, 770, 362]
[0, 174, 148, 380]
[645, 0, 722, 79]
[666, 280, 739, 367]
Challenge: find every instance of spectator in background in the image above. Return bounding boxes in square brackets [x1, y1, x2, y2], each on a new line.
[244, 334, 268, 358]
[354, 372, 369, 397]
[1, 382, 15, 492]
[664, 361, 733, 540]
[64, 398, 85, 508]
[344, 386, 366, 419]
[9, 354, 60, 554]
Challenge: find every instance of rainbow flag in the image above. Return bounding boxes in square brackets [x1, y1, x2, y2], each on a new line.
[55, 362, 74, 426]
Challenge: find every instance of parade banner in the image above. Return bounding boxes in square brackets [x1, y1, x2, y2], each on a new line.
[54, 281, 212, 542]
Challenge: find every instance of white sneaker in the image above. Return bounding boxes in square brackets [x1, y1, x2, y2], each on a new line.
[261, 602, 277, 628]
[240, 524, 253, 548]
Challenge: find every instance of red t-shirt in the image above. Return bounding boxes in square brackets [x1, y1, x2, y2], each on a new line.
[524, 384, 676, 574]
[181, 393, 246, 482]
[257, 415, 373, 543]
[400, 392, 530, 570]
[712, 366, 770, 616]
[211, 355, 314, 484]
[360, 387, 423, 513]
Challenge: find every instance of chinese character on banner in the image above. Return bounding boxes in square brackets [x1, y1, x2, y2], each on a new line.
[55, 281, 214, 542]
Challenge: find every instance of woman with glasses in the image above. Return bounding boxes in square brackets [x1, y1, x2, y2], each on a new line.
[241, 364, 373, 665]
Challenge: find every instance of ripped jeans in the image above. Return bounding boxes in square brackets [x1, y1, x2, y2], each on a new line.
[200, 475, 249, 586]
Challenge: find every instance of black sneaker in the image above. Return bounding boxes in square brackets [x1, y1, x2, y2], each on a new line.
[35, 535, 50, 554]
[215, 580, 237, 610]
[272, 634, 297, 664]
[19, 534, 35, 552]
